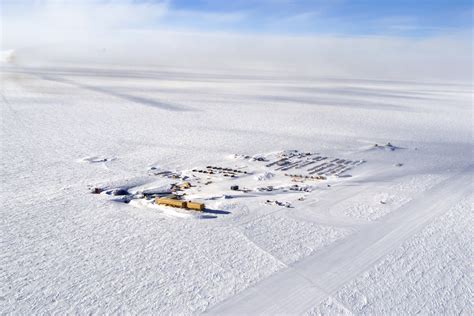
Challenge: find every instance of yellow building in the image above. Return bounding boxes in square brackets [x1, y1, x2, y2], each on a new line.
[187, 201, 205, 211]
[155, 197, 205, 212]
[156, 197, 187, 208]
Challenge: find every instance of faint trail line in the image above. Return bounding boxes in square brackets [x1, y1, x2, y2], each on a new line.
[38, 74, 191, 112]
[236, 226, 290, 269]
[0, 93, 27, 129]
[206, 165, 473, 315]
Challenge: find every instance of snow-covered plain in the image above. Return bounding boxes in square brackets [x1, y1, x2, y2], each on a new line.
[1, 64, 472, 314]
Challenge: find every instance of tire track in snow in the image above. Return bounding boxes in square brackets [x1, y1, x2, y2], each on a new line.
[206, 165, 473, 315]
[286, 184, 371, 229]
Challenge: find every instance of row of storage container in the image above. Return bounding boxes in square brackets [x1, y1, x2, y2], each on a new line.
[156, 197, 205, 211]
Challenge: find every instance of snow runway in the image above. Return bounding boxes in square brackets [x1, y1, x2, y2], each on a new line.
[208, 165, 473, 314]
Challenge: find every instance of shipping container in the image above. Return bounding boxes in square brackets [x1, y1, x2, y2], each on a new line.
[187, 201, 205, 211]
[156, 197, 187, 208]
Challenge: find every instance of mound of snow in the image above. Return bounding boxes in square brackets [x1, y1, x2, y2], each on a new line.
[254, 171, 275, 181]
[129, 199, 195, 219]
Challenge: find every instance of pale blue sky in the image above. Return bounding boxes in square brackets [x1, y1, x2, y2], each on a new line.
[2, 0, 473, 37]
[164, 0, 474, 37]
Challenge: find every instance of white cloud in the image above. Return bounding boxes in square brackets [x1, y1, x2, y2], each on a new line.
[2, 0, 169, 39]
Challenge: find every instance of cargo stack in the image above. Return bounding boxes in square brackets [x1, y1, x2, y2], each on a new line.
[155, 197, 205, 212]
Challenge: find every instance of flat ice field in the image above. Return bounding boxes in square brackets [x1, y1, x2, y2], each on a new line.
[1, 65, 472, 314]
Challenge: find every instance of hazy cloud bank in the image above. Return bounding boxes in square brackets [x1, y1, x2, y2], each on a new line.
[1, 0, 472, 81]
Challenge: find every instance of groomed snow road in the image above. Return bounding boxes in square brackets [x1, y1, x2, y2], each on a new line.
[207, 165, 473, 315]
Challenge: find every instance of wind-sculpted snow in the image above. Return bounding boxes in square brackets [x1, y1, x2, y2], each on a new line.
[309, 196, 473, 315]
[207, 166, 473, 315]
[1, 204, 286, 314]
[338, 173, 450, 221]
[242, 214, 350, 265]
[1, 66, 472, 314]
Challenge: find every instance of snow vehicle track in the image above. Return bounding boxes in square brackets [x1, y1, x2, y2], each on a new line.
[206, 165, 473, 315]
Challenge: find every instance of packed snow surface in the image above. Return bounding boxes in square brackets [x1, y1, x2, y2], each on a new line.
[1, 65, 472, 314]
[308, 196, 473, 315]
